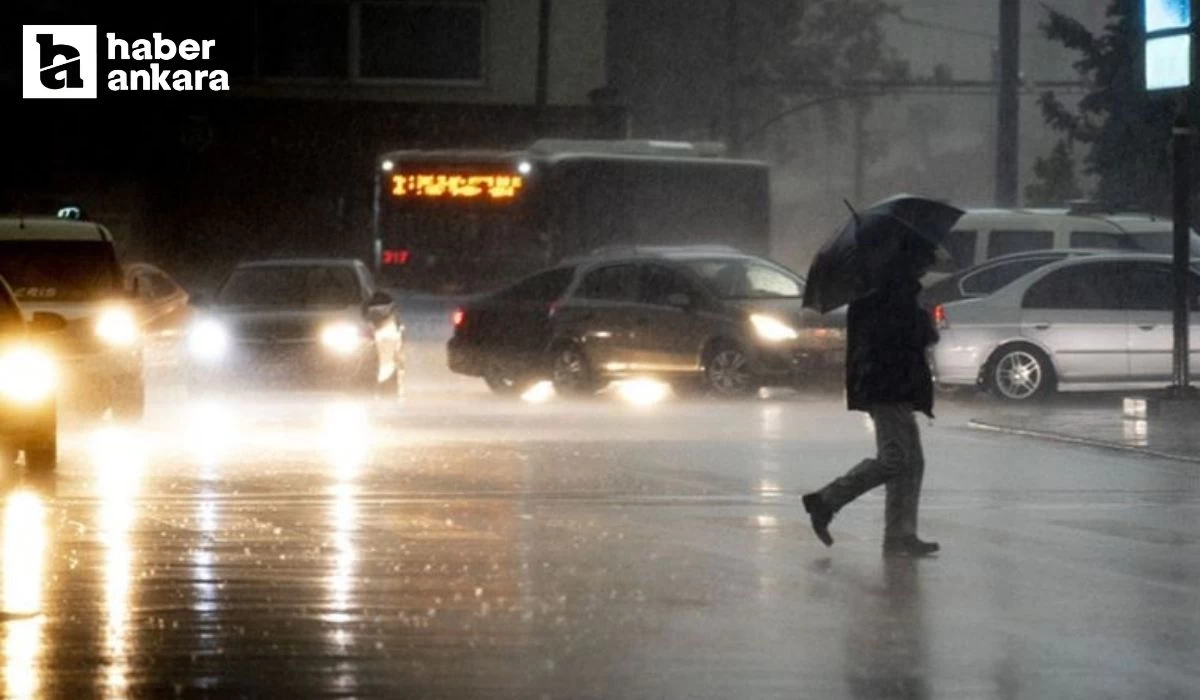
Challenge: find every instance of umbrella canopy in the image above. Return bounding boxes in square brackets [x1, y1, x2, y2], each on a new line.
[802, 194, 964, 313]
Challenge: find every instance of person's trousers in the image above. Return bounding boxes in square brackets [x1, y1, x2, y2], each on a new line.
[817, 403, 925, 541]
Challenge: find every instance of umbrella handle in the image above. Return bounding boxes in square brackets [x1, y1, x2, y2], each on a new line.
[843, 199, 860, 226]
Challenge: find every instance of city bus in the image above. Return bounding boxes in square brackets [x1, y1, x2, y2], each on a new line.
[371, 139, 770, 292]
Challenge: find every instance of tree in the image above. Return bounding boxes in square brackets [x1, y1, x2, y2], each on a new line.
[738, 0, 901, 149]
[1036, 0, 1183, 212]
[1025, 140, 1083, 206]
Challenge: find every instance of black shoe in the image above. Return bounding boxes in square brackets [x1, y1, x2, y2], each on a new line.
[802, 493, 834, 547]
[883, 536, 940, 558]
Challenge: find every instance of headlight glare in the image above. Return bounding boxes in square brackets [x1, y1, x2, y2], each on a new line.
[95, 307, 139, 347]
[321, 322, 364, 356]
[750, 313, 799, 342]
[189, 320, 229, 361]
[0, 346, 57, 404]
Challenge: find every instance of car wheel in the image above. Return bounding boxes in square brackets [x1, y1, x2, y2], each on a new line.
[0, 443, 16, 469]
[703, 342, 756, 398]
[551, 344, 598, 397]
[24, 405, 58, 472]
[484, 369, 532, 396]
[985, 344, 1055, 401]
[112, 378, 145, 420]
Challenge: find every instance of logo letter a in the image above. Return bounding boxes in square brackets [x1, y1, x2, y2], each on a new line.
[37, 34, 82, 89]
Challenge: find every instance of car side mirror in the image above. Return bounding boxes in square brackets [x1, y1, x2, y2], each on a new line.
[29, 312, 67, 334]
[666, 292, 693, 309]
[190, 292, 208, 308]
[366, 291, 394, 308]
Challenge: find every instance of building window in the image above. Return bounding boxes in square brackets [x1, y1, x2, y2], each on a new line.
[257, 1, 349, 78]
[359, 2, 485, 82]
[251, 1, 486, 83]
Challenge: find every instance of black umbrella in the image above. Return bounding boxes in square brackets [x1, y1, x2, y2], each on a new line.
[802, 194, 964, 313]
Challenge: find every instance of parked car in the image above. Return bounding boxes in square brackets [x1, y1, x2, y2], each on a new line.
[0, 276, 66, 470]
[932, 254, 1200, 400]
[186, 258, 404, 395]
[929, 206, 1200, 281]
[0, 214, 145, 417]
[448, 246, 845, 398]
[919, 249, 1100, 309]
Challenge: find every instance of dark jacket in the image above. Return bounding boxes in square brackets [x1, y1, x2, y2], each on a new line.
[845, 279, 939, 417]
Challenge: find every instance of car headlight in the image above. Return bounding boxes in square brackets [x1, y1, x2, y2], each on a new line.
[320, 322, 366, 356]
[189, 320, 230, 361]
[0, 346, 57, 404]
[95, 307, 139, 347]
[750, 313, 799, 342]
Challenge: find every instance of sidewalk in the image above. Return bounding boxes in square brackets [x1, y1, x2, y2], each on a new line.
[967, 394, 1200, 464]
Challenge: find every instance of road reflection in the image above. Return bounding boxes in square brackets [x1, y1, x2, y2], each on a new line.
[3, 488, 48, 699]
[845, 558, 930, 699]
[91, 426, 148, 698]
[324, 401, 366, 694]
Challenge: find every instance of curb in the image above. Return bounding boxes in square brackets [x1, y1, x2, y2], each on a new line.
[967, 419, 1200, 465]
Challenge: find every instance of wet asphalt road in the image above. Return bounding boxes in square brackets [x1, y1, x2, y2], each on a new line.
[2, 324, 1198, 697]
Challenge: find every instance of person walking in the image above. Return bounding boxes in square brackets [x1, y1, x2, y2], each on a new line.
[802, 237, 941, 557]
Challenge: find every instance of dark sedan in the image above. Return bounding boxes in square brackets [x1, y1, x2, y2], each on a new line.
[186, 259, 404, 396]
[448, 248, 844, 398]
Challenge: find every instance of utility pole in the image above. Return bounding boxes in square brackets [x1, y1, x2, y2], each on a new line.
[1171, 103, 1193, 394]
[535, 0, 552, 107]
[995, 0, 1020, 206]
[725, 0, 742, 155]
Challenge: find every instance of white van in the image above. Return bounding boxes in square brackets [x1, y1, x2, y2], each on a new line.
[0, 214, 145, 417]
[931, 207, 1200, 279]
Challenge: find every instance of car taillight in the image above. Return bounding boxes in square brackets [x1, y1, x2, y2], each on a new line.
[932, 304, 948, 329]
[452, 308, 466, 329]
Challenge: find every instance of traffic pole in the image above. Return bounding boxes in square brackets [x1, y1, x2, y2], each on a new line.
[1171, 107, 1194, 393]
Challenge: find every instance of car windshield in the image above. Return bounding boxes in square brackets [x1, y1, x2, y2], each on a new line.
[960, 256, 1067, 296]
[217, 265, 362, 307]
[497, 267, 576, 302]
[679, 258, 803, 299]
[0, 241, 121, 302]
[1115, 229, 1200, 256]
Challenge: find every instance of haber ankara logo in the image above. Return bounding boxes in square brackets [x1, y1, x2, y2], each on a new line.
[22, 25, 98, 99]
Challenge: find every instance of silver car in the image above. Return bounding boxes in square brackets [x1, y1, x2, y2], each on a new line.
[933, 254, 1200, 400]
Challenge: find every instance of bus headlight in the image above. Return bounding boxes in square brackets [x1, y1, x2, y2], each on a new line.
[750, 314, 799, 342]
[0, 346, 57, 404]
[320, 322, 365, 356]
[95, 307, 139, 347]
[189, 320, 230, 362]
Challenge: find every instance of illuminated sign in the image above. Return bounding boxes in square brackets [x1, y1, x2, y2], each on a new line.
[1145, 0, 1194, 91]
[1146, 0, 1191, 33]
[381, 249, 410, 266]
[390, 172, 524, 201]
[1147, 34, 1192, 90]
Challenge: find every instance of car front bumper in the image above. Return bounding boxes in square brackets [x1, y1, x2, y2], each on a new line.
[0, 395, 56, 443]
[189, 341, 377, 388]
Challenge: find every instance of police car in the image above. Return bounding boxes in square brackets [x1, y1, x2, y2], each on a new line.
[0, 210, 145, 418]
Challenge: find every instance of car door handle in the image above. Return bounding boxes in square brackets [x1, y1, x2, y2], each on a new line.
[1033, 323, 1051, 331]
[1137, 324, 1157, 331]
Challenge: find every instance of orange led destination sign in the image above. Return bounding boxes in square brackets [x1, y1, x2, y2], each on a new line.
[390, 172, 524, 201]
